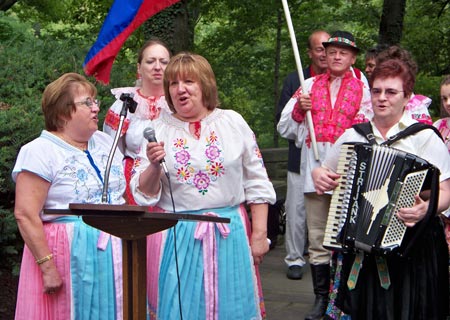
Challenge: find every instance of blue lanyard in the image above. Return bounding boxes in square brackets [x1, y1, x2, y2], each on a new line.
[84, 150, 104, 183]
[84, 150, 110, 203]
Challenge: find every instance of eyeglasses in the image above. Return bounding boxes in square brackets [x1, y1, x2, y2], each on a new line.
[370, 88, 404, 98]
[74, 98, 101, 109]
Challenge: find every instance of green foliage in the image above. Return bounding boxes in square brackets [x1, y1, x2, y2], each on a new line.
[401, 1, 450, 113]
[0, 11, 33, 41]
[416, 75, 443, 119]
[0, 12, 122, 271]
[0, 206, 21, 276]
[13, 0, 113, 26]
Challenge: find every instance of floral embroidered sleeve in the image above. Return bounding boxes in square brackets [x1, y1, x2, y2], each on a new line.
[104, 106, 131, 135]
[103, 88, 137, 139]
[352, 83, 373, 124]
[406, 94, 432, 125]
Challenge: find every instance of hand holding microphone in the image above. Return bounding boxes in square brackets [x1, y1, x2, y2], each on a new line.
[143, 126, 169, 178]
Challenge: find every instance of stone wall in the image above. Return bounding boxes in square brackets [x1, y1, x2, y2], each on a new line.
[260, 147, 288, 202]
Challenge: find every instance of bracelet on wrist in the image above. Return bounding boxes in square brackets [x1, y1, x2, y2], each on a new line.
[36, 253, 53, 265]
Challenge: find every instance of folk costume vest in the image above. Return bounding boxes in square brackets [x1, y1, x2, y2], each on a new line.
[292, 70, 364, 148]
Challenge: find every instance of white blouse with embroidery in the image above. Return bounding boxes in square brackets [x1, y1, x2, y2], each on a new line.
[130, 108, 276, 211]
[12, 130, 126, 221]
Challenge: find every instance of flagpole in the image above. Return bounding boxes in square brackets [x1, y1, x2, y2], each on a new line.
[281, 0, 319, 161]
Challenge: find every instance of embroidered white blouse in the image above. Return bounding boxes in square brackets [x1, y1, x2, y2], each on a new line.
[130, 108, 276, 211]
[12, 130, 126, 221]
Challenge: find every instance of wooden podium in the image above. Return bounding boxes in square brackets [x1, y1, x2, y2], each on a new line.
[45, 203, 230, 320]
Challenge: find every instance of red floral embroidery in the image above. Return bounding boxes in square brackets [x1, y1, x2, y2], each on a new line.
[136, 89, 161, 120]
[104, 109, 130, 135]
[292, 71, 366, 147]
[291, 87, 306, 122]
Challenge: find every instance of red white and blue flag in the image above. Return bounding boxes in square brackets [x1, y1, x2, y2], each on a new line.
[83, 0, 181, 84]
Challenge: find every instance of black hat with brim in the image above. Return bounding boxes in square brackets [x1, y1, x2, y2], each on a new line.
[322, 31, 360, 52]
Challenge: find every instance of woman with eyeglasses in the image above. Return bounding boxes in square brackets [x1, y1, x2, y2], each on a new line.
[313, 59, 450, 319]
[104, 38, 171, 204]
[12, 73, 126, 319]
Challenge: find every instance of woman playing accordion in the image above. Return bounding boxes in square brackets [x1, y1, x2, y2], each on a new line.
[312, 59, 450, 319]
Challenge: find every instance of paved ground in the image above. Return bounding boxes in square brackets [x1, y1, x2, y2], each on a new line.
[259, 236, 315, 319]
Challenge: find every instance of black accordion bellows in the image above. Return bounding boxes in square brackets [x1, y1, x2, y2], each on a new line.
[324, 143, 440, 256]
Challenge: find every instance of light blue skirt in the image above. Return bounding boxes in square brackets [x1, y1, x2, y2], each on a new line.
[156, 205, 261, 320]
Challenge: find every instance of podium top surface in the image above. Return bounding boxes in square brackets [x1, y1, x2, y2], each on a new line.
[43, 203, 230, 239]
[44, 203, 230, 223]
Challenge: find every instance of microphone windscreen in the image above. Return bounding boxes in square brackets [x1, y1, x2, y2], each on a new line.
[143, 126, 156, 141]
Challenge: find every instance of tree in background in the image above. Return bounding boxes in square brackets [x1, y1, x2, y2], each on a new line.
[379, 0, 406, 45]
[143, 0, 199, 53]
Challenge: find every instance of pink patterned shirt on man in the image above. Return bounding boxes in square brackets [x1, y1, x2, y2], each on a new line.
[279, 69, 372, 193]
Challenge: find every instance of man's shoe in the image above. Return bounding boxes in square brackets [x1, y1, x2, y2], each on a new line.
[286, 265, 303, 280]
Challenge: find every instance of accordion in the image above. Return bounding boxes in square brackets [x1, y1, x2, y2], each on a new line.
[324, 143, 439, 255]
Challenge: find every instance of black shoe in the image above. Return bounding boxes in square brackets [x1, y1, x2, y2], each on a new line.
[286, 265, 303, 280]
[305, 264, 330, 320]
[304, 295, 328, 320]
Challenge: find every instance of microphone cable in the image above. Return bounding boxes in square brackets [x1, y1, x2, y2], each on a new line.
[165, 171, 184, 320]
[143, 126, 183, 319]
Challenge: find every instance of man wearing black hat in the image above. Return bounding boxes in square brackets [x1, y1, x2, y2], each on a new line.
[278, 30, 372, 320]
[277, 30, 330, 282]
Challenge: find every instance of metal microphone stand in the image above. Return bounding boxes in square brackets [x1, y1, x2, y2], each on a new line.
[101, 93, 137, 203]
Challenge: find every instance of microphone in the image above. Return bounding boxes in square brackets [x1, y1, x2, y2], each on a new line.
[143, 126, 169, 178]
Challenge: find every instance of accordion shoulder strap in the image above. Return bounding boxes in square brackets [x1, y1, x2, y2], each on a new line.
[352, 122, 443, 146]
[352, 122, 376, 144]
[383, 123, 443, 146]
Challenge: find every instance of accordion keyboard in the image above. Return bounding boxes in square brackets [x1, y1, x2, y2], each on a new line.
[324, 144, 357, 250]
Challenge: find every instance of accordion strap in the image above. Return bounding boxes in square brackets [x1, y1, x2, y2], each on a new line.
[352, 122, 443, 146]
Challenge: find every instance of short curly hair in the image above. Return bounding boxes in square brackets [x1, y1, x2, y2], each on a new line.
[41, 73, 97, 131]
[370, 59, 415, 98]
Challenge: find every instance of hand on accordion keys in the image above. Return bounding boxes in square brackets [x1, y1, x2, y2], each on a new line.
[396, 194, 429, 227]
[312, 166, 341, 195]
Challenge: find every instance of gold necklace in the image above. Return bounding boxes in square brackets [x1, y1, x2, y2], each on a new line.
[54, 132, 88, 151]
